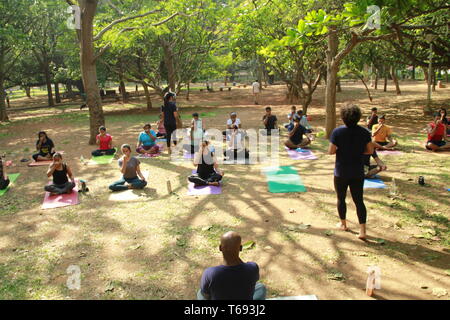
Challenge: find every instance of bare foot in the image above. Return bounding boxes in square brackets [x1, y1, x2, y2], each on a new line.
[209, 182, 220, 186]
[358, 233, 367, 240]
[336, 222, 349, 231]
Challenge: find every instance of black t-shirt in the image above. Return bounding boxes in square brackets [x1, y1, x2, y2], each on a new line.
[290, 124, 307, 145]
[36, 138, 55, 155]
[367, 115, 378, 130]
[161, 102, 177, 127]
[197, 152, 215, 179]
[330, 125, 371, 178]
[263, 115, 277, 129]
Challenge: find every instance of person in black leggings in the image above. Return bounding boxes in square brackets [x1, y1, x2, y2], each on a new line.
[44, 153, 76, 195]
[328, 104, 374, 240]
[0, 156, 10, 190]
[161, 91, 179, 154]
[188, 140, 224, 187]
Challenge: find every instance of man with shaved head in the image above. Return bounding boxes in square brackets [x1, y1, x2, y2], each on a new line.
[197, 231, 266, 300]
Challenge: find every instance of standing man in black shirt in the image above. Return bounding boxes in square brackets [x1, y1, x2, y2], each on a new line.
[161, 92, 179, 154]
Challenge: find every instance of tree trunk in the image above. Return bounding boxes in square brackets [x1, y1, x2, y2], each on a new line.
[325, 28, 339, 139]
[54, 83, 61, 103]
[142, 83, 152, 111]
[66, 83, 75, 100]
[161, 40, 176, 92]
[0, 51, 9, 122]
[79, 0, 105, 145]
[374, 71, 378, 90]
[383, 72, 388, 92]
[43, 56, 55, 107]
[186, 82, 190, 101]
[24, 86, 31, 98]
[390, 67, 401, 95]
[336, 78, 342, 92]
[432, 68, 436, 92]
[119, 80, 127, 103]
[412, 65, 415, 80]
[423, 67, 428, 82]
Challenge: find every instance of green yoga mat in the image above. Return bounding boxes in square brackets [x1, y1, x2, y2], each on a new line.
[263, 166, 306, 193]
[0, 173, 20, 196]
[90, 149, 117, 165]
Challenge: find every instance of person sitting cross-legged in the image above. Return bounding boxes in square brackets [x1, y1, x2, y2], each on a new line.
[0, 155, 10, 190]
[44, 153, 76, 195]
[285, 105, 297, 132]
[91, 126, 115, 157]
[197, 231, 266, 300]
[156, 114, 167, 139]
[262, 106, 278, 135]
[136, 123, 160, 155]
[426, 112, 450, 152]
[33, 131, 55, 161]
[364, 150, 387, 179]
[109, 144, 147, 191]
[188, 140, 223, 187]
[284, 116, 311, 149]
[371, 115, 398, 150]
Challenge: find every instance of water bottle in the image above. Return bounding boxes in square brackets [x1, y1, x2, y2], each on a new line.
[390, 178, 397, 196]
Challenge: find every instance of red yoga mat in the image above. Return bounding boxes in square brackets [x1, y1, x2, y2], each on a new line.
[28, 151, 65, 167]
[42, 180, 79, 209]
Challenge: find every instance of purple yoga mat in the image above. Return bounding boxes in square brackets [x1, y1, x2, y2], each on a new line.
[184, 152, 194, 159]
[376, 150, 403, 156]
[187, 183, 221, 195]
[286, 148, 318, 160]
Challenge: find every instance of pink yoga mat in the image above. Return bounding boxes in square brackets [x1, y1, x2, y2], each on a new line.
[28, 151, 65, 166]
[42, 180, 79, 209]
[187, 183, 221, 195]
[376, 150, 403, 156]
[286, 147, 318, 160]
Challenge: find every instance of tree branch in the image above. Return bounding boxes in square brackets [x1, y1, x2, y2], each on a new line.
[94, 9, 162, 41]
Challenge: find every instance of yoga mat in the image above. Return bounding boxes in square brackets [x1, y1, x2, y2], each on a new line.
[261, 165, 298, 176]
[267, 295, 318, 300]
[89, 149, 117, 164]
[42, 180, 79, 209]
[156, 138, 167, 143]
[109, 189, 148, 201]
[184, 152, 194, 159]
[376, 150, 403, 156]
[285, 147, 318, 160]
[447, 188, 450, 191]
[0, 173, 20, 196]
[137, 152, 161, 158]
[28, 160, 52, 167]
[187, 183, 221, 195]
[364, 179, 386, 189]
[262, 166, 306, 193]
[28, 151, 65, 167]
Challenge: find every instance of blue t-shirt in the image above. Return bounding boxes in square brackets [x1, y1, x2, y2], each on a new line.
[139, 131, 156, 147]
[200, 262, 259, 300]
[330, 125, 371, 178]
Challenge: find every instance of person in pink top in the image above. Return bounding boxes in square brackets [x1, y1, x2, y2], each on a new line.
[156, 114, 167, 139]
[91, 126, 115, 156]
[426, 112, 450, 152]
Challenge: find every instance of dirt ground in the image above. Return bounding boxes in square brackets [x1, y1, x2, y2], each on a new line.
[0, 81, 449, 300]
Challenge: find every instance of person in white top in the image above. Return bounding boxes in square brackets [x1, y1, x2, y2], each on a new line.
[184, 113, 205, 154]
[252, 80, 261, 105]
[223, 112, 241, 137]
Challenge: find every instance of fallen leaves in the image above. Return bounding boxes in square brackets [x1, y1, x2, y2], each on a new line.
[242, 240, 256, 250]
[432, 288, 447, 297]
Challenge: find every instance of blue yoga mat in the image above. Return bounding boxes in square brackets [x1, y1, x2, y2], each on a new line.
[364, 179, 386, 189]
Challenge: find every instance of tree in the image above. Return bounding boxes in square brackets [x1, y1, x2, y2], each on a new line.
[0, 0, 29, 121]
[286, 0, 450, 137]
